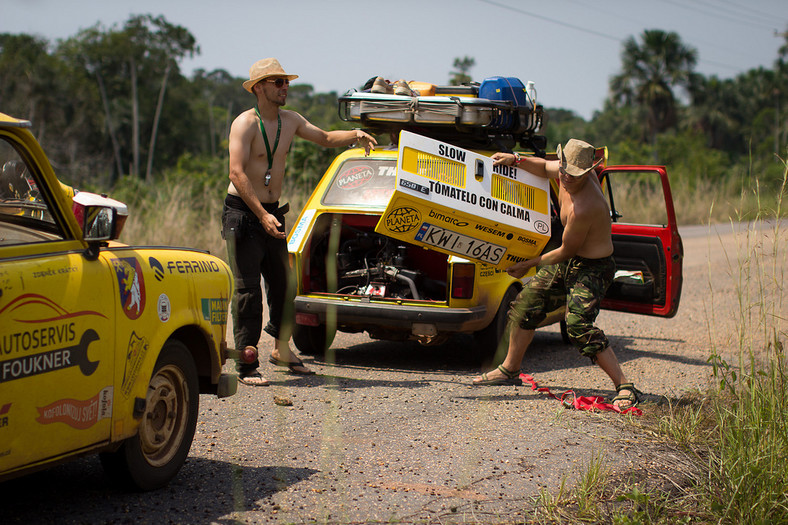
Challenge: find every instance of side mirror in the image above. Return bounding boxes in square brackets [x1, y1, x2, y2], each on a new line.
[72, 192, 129, 241]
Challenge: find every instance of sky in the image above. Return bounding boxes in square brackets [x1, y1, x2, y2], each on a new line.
[4, 0, 787, 120]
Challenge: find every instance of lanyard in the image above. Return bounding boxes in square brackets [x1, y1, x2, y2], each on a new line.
[254, 107, 281, 185]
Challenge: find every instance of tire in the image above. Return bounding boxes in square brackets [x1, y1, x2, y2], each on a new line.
[293, 323, 335, 356]
[100, 340, 198, 491]
[474, 285, 519, 361]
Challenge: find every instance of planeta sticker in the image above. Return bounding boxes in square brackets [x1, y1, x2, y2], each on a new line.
[383, 206, 421, 234]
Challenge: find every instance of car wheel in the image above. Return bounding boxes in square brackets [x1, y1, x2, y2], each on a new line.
[100, 340, 198, 491]
[293, 323, 335, 356]
[474, 285, 519, 360]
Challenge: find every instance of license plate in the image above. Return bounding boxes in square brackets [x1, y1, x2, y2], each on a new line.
[414, 223, 506, 264]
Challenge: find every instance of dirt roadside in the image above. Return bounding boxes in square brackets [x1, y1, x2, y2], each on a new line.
[4, 222, 785, 524]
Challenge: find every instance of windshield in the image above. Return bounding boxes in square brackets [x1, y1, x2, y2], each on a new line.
[321, 158, 397, 207]
[0, 137, 64, 244]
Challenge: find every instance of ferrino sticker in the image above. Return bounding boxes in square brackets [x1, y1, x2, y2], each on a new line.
[111, 257, 146, 320]
[148, 257, 166, 281]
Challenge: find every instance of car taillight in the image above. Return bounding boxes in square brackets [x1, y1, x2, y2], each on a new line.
[451, 263, 475, 299]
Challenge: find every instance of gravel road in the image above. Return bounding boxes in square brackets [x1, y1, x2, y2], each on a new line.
[4, 221, 786, 524]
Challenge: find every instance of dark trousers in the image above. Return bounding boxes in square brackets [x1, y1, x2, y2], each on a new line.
[221, 195, 292, 373]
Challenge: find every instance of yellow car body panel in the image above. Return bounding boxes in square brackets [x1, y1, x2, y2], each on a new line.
[0, 112, 234, 486]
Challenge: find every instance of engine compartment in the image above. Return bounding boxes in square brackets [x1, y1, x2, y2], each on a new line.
[301, 213, 449, 302]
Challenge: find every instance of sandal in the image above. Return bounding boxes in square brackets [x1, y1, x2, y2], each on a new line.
[269, 356, 315, 375]
[612, 382, 640, 409]
[237, 371, 270, 387]
[472, 364, 523, 386]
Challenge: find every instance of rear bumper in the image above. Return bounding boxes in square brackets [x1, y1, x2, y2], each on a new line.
[294, 295, 487, 332]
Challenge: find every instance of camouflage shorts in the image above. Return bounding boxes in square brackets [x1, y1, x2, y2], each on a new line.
[508, 255, 615, 360]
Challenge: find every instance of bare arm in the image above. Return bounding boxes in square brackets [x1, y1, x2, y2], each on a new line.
[227, 113, 285, 239]
[295, 115, 377, 155]
[491, 152, 560, 179]
[504, 207, 591, 279]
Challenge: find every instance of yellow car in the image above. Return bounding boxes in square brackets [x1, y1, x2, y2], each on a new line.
[288, 87, 683, 355]
[0, 113, 236, 490]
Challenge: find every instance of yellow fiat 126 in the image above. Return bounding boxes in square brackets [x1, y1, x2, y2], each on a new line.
[287, 78, 683, 356]
[0, 112, 236, 490]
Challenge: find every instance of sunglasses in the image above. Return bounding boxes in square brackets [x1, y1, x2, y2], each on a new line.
[265, 78, 290, 88]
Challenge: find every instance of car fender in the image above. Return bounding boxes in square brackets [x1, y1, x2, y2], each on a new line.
[98, 247, 231, 441]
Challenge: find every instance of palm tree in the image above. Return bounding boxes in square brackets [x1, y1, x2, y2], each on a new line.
[684, 74, 740, 151]
[609, 30, 697, 152]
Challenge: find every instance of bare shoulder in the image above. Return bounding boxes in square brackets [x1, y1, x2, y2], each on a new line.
[280, 108, 307, 128]
[231, 109, 258, 134]
[572, 187, 606, 218]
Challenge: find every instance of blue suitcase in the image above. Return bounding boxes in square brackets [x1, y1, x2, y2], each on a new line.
[479, 77, 529, 107]
[479, 76, 536, 132]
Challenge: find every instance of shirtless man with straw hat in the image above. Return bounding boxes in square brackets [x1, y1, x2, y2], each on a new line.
[223, 58, 377, 385]
[472, 139, 639, 410]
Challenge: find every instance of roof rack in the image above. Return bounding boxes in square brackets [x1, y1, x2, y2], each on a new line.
[337, 80, 546, 153]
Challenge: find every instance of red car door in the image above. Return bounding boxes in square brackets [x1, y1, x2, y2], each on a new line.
[598, 166, 683, 317]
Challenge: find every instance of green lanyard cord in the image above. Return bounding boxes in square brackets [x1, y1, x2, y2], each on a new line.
[254, 106, 281, 185]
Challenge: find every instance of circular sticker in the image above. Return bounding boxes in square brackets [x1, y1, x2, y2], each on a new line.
[384, 206, 421, 233]
[157, 293, 171, 322]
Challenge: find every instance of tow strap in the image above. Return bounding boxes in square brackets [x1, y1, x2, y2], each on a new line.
[519, 373, 642, 416]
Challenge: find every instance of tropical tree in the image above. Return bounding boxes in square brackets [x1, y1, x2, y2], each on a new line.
[124, 15, 198, 181]
[190, 68, 249, 157]
[1, 33, 108, 184]
[0, 34, 53, 125]
[609, 30, 697, 153]
[59, 15, 198, 183]
[684, 74, 740, 151]
[449, 56, 475, 86]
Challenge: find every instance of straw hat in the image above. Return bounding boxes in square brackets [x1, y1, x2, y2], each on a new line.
[556, 139, 603, 177]
[242, 58, 299, 93]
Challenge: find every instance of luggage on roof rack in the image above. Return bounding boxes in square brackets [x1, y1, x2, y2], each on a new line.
[337, 76, 545, 151]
